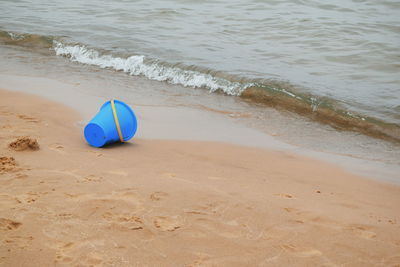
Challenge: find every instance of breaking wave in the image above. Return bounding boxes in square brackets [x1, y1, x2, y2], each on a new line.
[53, 41, 253, 96]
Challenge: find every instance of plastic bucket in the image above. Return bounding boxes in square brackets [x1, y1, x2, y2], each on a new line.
[84, 100, 137, 147]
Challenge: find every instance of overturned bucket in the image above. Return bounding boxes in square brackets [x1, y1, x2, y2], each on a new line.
[84, 100, 137, 147]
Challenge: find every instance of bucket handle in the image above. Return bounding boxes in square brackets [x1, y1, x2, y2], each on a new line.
[110, 99, 124, 142]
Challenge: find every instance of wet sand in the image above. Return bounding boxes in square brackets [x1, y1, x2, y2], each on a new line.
[1, 89, 400, 266]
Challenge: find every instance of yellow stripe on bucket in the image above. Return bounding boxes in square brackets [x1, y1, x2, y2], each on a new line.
[111, 99, 124, 142]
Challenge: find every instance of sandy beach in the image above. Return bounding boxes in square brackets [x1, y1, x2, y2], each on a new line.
[0, 89, 399, 266]
[1, 0, 400, 265]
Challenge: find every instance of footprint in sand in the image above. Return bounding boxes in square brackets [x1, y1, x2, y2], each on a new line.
[186, 201, 228, 216]
[1, 124, 12, 129]
[282, 208, 307, 225]
[0, 194, 22, 206]
[88, 150, 103, 157]
[0, 157, 19, 173]
[110, 188, 143, 203]
[0, 110, 13, 116]
[187, 255, 214, 267]
[283, 207, 298, 213]
[0, 218, 22, 231]
[288, 211, 343, 231]
[13, 173, 28, 180]
[3, 235, 34, 249]
[77, 175, 103, 183]
[153, 216, 182, 232]
[162, 172, 177, 178]
[345, 224, 377, 239]
[288, 219, 305, 225]
[103, 212, 144, 231]
[275, 193, 295, 199]
[281, 244, 322, 258]
[79, 252, 104, 266]
[64, 192, 88, 200]
[368, 214, 396, 224]
[55, 213, 76, 221]
[150, 191, 169, 201]
[17, 114, 40, 123]
[51, 240, 104, 266]
[54, 245, 74, 264]
[15, 191, 47, 204]
[48, 143, 66, 154]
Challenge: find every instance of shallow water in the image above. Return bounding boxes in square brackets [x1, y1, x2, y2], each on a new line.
[1, 0, 399, 125]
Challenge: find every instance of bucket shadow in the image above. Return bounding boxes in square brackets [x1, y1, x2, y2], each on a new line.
[87, 141, 138, 150]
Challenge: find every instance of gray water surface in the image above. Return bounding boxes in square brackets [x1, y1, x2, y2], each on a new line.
[1, 0, 399, 123]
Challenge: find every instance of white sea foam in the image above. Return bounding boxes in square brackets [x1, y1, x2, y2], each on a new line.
[53, 42, 252, 96]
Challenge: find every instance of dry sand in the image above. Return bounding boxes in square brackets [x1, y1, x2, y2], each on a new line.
[0, 89, 399, 266]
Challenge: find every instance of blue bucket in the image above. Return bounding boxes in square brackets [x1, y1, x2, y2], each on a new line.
[84, 100, 137, 147]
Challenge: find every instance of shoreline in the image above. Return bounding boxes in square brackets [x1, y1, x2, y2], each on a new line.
[1, 89, 400, 265]
[1, 70, 399, 184]
[0, 42, 398, 185]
